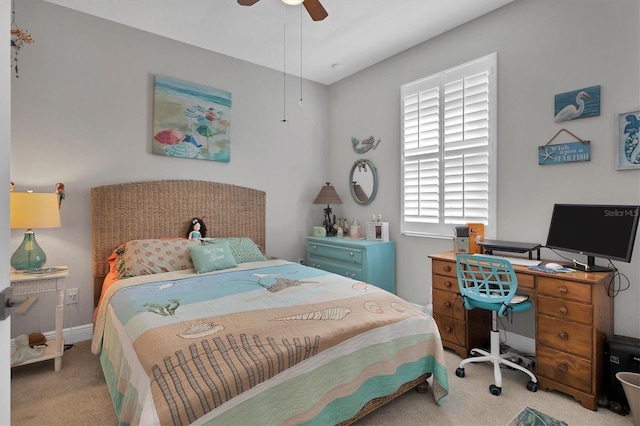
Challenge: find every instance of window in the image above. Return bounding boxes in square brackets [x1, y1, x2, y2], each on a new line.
[401, 53, 497, 238]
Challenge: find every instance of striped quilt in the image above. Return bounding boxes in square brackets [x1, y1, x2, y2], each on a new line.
[92, 259, 448, 425]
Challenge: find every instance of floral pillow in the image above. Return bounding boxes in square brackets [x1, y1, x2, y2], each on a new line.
[201, 237, 267, 263]
[118, 238, 200, 278]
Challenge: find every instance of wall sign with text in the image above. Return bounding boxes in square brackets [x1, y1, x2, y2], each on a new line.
[538, 129, 590, 165]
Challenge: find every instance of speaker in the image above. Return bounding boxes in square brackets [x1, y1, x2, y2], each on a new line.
[605, 334, 640, 415]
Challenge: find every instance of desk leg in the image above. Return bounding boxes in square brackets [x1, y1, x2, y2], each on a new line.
[54, 285, 64, 372]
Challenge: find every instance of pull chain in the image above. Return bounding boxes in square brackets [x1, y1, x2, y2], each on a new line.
[281, 3, 287, 122]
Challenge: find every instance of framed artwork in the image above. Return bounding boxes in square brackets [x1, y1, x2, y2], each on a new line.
[152, 75, 231, 162]
[554, 85, 600, 123]
[617, 109, 640, 170]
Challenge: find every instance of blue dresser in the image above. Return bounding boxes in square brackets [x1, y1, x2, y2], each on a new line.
[306, 236, 396, 294]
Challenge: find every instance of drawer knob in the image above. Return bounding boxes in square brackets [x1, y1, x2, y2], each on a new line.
[312, 245, 317, 250]
[558, 331, 569, 340]
[556, 363, 568, 374]
[349, 251, 354, 257]
[445, 326, 452, 333]
[444, 281, 453, 288]
[557, 286, 568, 295]
[444, 301, 452, 308]
[558, 305, 568, 315]
[443, 265, 452, 273]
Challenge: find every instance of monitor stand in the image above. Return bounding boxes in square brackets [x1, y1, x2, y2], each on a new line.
[572, 256, 612, 272]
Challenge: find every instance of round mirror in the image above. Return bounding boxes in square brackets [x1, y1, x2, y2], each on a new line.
[350, 159, 378, 205]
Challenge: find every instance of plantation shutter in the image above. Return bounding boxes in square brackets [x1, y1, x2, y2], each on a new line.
[401, 53, 496, 237]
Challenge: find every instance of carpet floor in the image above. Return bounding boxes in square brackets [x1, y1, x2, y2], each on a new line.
[10, 340, 635, 425]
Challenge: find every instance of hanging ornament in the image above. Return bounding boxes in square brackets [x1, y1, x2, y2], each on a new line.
[11, 0, 35, 78]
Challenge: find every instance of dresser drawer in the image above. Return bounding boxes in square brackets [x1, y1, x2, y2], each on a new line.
[432, 273, 458, 292]
[308, 258, 363, 281]
[432, 260, 456, 277]
[537, 295, 592, 325]
[537, 315, 592, 358]
[433, 289, 466, 320]
[433, 313, 466, 347]
[307, 242, 363, 265]
[538, 277, 591, 304]
[537, 345, 592, 393]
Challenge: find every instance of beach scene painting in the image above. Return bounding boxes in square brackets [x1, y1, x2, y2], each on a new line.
[152, 75, 231, 162]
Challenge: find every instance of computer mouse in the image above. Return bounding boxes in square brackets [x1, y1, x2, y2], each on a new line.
[545, 262, 563, 270]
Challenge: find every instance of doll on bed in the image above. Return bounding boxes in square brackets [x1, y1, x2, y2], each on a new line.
[187, 217, 207, 240]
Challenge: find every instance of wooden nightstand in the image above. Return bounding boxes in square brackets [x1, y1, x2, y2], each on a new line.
[10, 268, 68, 372]
[307, 237, 396, 293]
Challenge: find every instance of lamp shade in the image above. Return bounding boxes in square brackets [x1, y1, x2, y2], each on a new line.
[10, 192, 61, 229]
[313, 182, 342, 205]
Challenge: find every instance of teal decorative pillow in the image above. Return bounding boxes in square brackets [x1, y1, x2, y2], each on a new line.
[189, 241, 238, 273]
[202, 238, 267, 263]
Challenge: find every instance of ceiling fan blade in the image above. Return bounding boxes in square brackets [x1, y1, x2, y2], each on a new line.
[303, 0, 328, 21]
[237, 0, 260, 6]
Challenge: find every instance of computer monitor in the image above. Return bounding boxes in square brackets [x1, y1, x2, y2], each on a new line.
[545, 204, 640, 272]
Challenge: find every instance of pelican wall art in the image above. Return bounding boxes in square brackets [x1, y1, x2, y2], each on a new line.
[152, 75, 232, 162]
[553, 85, 600, 123]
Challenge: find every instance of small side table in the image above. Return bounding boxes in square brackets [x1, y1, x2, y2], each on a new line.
[10, 268, 68, 372]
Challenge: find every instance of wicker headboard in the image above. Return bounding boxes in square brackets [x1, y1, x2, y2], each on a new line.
[91, 180, 266, 306]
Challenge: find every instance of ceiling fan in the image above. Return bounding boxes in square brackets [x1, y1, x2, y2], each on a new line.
[237, 0, 328, 22]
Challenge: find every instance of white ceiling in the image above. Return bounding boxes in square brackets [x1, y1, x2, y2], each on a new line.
[44, 0, 514, 85]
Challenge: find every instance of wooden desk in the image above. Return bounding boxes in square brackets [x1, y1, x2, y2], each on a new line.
[429, 251, 614, 411]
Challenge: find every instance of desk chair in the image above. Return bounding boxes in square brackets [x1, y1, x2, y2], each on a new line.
[454, 254, 538, 396]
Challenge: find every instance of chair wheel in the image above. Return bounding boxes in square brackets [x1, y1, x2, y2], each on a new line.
[489, 384, 502, 396]
[455, 367, 465, 378]
[527, 380, 538, 392]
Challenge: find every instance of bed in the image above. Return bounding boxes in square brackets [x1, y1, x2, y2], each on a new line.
[90, 180, 448, 425]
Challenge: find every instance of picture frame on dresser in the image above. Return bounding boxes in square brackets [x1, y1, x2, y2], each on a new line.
[366, 221, 389, 241]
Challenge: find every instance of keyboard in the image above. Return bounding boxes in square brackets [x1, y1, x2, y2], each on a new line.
[472, 253, 541, 267]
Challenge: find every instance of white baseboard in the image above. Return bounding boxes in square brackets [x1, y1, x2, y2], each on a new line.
[10, 323, 94, 348]
[500, 330, 535, 355]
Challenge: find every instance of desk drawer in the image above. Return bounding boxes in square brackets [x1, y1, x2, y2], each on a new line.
[537, 295, 592, 325]
[432, 260, 456, 278]
[515, 273, 535, 290]
[537, 345, 592, 393]
[537, 315, 592, 358]
[308, 242, 363, 265]
[433, 313, 466, 347]
[432, 273, 457, 292]
[538, 277, 591, 304]
[433, 289, 466, 320]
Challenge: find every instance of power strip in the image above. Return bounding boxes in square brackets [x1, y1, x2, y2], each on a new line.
[501, 348, 536, 370]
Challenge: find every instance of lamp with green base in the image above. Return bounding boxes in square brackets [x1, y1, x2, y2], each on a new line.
[10, 191, 61, 271]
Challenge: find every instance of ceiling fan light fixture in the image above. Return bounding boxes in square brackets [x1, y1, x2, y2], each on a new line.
[282, 0, 304, 5]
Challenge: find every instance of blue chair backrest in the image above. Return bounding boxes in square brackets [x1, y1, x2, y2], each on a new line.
[456, 254, 518, 317]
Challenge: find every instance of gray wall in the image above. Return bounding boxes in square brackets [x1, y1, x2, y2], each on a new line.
[328, 0, 640, 340]
[10, 0, 329, 337]
[11, 0, 640, 342]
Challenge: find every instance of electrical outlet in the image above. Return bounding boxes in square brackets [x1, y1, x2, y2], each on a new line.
[66, 288, 79, 305]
